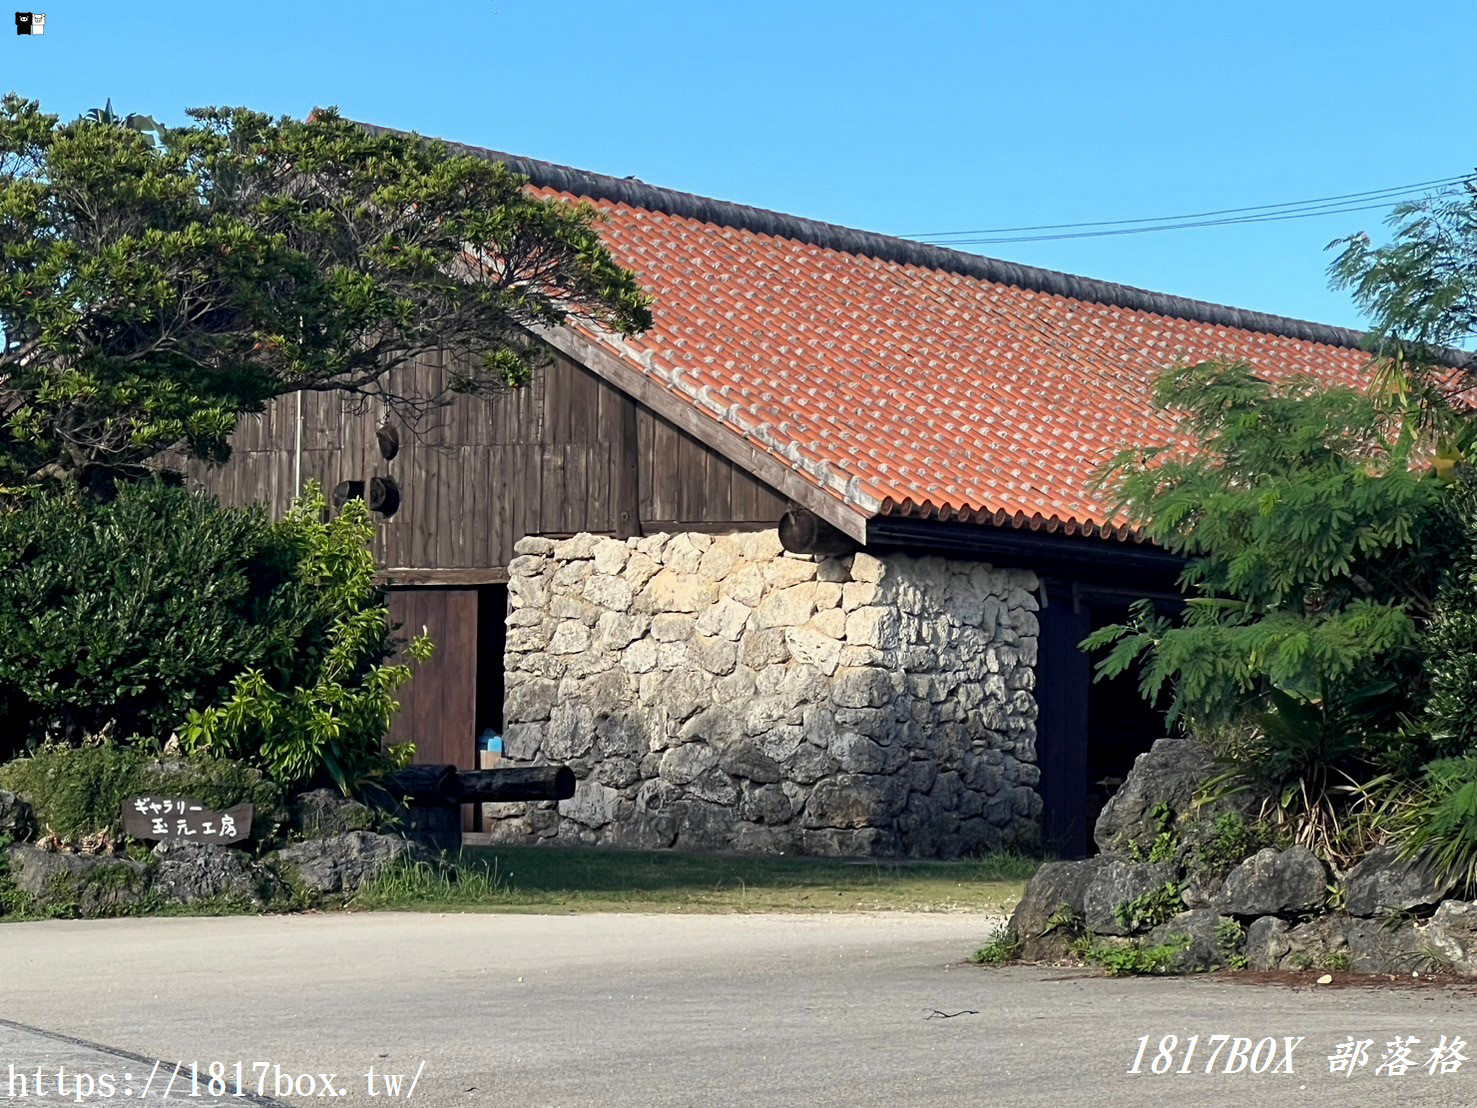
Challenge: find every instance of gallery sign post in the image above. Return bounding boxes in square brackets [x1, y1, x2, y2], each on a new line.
[122, 797, 254, 845]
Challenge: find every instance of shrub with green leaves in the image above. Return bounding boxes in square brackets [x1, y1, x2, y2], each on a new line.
[178, 485, 428, 790]
[0, 479, 427, 789]
[1382, 470, 1477, 887]
[1423, 468, 1477, 758]
[0, 481, 309, 757]
[1088, 361, 1442, 733]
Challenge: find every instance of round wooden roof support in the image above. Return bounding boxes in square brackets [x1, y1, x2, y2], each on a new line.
[779, 508, 860, 557]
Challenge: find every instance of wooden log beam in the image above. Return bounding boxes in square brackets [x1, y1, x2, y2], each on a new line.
[450, 766, 576, 803]
[383, 763, 457, 800]
[778, 508, 860, 556]
[384, 764, 575, 803]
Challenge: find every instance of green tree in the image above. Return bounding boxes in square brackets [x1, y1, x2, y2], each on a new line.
[0, 96, 650, 493]
[1084, 362, 1448, 855]
[1330, 175, 1477, 357]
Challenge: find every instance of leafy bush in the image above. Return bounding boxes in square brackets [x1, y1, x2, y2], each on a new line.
[1088, 362, 1442, 734]
[1113, 881, 1184, 932]
[0, 481, 309, 757]
[1423, 469, 1477, 758]
[0, 744, 285, 845]
[178, 487, 428, 789]
[1185, 811, 1282, 883]
[972, 923, 1022, 965]
[0, 479, 428, 789]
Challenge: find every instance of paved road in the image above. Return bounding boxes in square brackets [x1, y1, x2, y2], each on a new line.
[4, 911, 1477, 1106]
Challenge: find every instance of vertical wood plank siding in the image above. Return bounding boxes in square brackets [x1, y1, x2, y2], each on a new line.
[189, 349, 791, 572]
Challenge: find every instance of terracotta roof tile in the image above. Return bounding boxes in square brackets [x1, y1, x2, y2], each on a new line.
[345, 123, 1392, 539]
[536, 184, 1374, 538]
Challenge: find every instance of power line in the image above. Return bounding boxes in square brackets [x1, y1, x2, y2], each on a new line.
[917, 197, 1452, 246]
[906, 190, 1467, 247]
[903, 174, 1472, 243]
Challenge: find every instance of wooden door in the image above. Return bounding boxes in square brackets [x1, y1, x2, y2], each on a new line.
[386, 587, 479, 829]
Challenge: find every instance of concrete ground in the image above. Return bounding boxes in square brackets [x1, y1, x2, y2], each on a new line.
[3, 911, 1477, 1106]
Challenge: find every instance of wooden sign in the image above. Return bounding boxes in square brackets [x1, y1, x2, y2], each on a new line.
[123, 797, 253, 845]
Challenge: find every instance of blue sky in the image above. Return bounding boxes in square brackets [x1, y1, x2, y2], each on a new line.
[5, 1, 1473, 328]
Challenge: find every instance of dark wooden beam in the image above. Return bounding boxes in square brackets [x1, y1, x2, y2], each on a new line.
[378, 568, 510, 586]
[778, 508, 860, 556]
[866, 516, 1184, 588]
[384, 764, 575, 804]
[639, 519, 777, 535]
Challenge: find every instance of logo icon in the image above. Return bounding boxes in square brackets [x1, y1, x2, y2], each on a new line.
[14, 11, 42, 34]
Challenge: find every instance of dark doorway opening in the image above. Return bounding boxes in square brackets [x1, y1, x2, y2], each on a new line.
[475, 584, 508, 740]
[1083, 595, 1172, 839]
[1038, 579, 1179, 858]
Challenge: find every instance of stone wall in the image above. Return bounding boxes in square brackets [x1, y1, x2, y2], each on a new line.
[486, 529, 1042, 857]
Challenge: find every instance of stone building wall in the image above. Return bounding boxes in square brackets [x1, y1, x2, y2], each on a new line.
[485, 529, 1043, 857]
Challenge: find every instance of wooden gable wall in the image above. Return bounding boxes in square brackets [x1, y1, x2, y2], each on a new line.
[190, 348, 790, 580]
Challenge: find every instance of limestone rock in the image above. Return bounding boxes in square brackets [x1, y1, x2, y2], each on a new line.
[1274, 913, 1350, 971]
[719, 741, 785, 784]
[1343, 916, 1434, 974]
[0, 790, 33, 841]
[4, 844, 150, 917]
[1215, 847, 1327, 917]
[845, 606, 898, 647]
[592, 539, 630, 575]
[1082, 860, 1178, 936]
[1343, 844, 1455, 918]
[638, 569, 713, 613]
[832, 732, 903, 775]
[764, 556, 820, 588]
[560, 781, 620, 828]
[505, 678, 557, 722]
[553, 534, 598, 561]
[738, 784, 794, 825]
[583, 574, 634, 611]
[152, 841, 262, 905]
[273, 832, 430, 898]
[687, 767, 740, 806]
[513, 536, 556, 557]
[1244, 915, 1291, 971]
[659, 743, 718, 786]
[1008, 858, 1103, 961]
[831, 666, 892, 708]
[1145, 909, 1236, 973]
[1426, 900, 1477, 974]
[696, 597, 751, 641]
[290, 789, 375, 840]
[850, 552, 886, 583]
[803, 775, 901, 829]
[784, 625, 843, 675]
[1092, 737, 1210, 856]
[753, 584, 819, 629]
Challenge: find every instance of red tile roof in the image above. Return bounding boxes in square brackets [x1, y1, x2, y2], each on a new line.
[550, 191, 1375, 538]
[358, 122, 1383, 540]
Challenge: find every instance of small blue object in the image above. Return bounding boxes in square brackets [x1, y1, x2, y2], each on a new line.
[478, 730, 503, 754]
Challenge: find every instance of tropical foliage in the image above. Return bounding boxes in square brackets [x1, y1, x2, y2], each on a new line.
[0, 96, 650, 495]
[1090, 173, 1477, 879]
